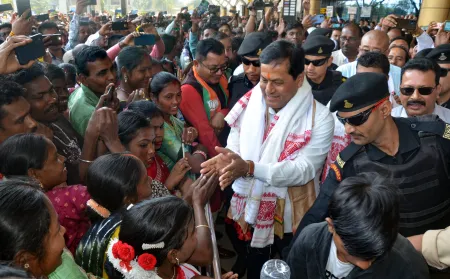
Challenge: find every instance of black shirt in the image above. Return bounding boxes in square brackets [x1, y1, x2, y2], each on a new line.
[284, 117, 450, 258]
[308, 70, 344, 106]
[228, 73, 255, 110]
[441, 98, 450, 109]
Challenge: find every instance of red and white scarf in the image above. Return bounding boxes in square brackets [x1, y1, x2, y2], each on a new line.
[225, 77, 314, 248]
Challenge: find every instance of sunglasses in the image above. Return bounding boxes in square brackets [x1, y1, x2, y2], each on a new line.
[305, 57, 329, 67]
[241, 57, 261, 67]
[337, 97, 388, 126]
[400, 87, 435, 96]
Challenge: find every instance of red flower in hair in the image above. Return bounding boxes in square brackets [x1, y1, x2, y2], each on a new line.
[112, 243, 119, 259]
[138, 253, 157, 270]
[117, 241, 135, 262]
[112, 241, 135, 272]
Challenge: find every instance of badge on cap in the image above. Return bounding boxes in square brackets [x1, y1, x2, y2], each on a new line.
[439, 53, 447, 61]
[318, 47, 323, 54]
[257, 48, 262, 56]
[344, 100, 353, 109]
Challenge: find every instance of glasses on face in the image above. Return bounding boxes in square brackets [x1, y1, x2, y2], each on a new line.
[400, 87, 436, 96]
[359, 47, 385, 54]
[241, 57, 261, 67]
[340, 36, 358, 43]
[305, 57, 329, 67]
[200, 61, 228, 74]
[337, 97, 388, 126]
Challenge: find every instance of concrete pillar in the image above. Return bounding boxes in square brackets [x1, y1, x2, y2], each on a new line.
[120, 0, 126, 16]
[418, 0, 450, 27]
[309, 0, 320, 16]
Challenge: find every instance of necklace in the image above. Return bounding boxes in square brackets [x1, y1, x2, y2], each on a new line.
[156, 266, 176, 279]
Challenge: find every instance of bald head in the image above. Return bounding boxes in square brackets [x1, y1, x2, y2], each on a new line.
[359, 30, 390, 57]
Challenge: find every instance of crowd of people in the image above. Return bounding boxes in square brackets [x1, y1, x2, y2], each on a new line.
[0, 0, 450, 278]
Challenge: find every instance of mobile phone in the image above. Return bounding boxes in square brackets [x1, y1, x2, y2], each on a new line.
[15, 34, 45, 65]
[311, 14, 325, 25]
[16, 0, 31, 18]
[0, 4, 13, 12]
[208, 5, 220, 15]
[444, 21, 450, 32]
[112, 21, 128, 30]
[331, 23, 341, 28]
[396, 18, 417, 30]
[101, 15, 108, 22]
[128, 14, 138, 20]
[44, 34, 62, 46]
[35, 13, 49, 22]
[80, 16, 89, 21]
[134, 34, 156, 45]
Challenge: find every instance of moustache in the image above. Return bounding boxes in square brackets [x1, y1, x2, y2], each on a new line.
[407, 100, 426, 106]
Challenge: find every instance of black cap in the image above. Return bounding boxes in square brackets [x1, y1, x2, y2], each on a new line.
[237, 32, 272, 57]
[308, 28, 332, 38]
[302, 35, 334, 56]
[330, 72, 389, 112]
[426, 44, 450, 64]
[415, 48, 433, 59]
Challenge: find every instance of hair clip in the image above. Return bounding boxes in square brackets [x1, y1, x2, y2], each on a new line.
[127, 204, 134, 210]
[142, 241, 165, 250]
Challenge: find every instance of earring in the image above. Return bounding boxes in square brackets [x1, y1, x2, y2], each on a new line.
[124, 76, 128, 83]
[175, 257, 180, 266]
[24, 263, 29, 269]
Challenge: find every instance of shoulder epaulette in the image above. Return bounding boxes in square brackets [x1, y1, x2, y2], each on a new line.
[407, 115, 450, 140]
[337, 142, 364, 167]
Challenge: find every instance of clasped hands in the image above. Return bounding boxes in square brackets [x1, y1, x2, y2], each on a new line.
[200, 146, 250, 190]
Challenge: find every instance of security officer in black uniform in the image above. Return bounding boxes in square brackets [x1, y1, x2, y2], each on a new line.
[303, 35, 345, 105]
[228, 32, 272, 109]
[285, 72, 450, 258]
[426, 44, 450, 108]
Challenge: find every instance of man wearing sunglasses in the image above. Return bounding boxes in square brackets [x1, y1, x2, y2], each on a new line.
[426, 44, 450, 110]
[303, 35, 345, 106]
[228, 32, 272, 110]
[392, 58, 450, 122]
[180, 38, 230, 158]
[286, 72, 450, 258]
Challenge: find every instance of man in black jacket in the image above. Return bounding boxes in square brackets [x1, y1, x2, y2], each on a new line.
[287, 173, 429, 279]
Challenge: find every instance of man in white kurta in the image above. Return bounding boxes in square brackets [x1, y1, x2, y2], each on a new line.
[200, 40, 334, 279]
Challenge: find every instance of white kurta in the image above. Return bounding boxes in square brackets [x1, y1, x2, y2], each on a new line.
[391, 104, 450, 123]
[331, 49, 350, 67]
[226, 100, 334, 233]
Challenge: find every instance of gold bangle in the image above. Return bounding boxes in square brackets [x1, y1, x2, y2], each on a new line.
[9, 31, 15, 37]
[196, 225, 210, 229]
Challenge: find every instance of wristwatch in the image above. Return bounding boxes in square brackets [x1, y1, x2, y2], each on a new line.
[245, 160, 255, 178]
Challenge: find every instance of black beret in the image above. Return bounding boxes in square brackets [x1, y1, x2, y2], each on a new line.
[302, 35, 334, 56]
[308, 28, 332, 38]
[330, 72, 389, 112]
[426, 44, 450, 63]
[237, 32, 272, 57]
[415, 48, 433, 58]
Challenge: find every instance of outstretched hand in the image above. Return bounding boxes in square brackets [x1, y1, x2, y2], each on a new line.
[200, 147, 249, 189]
